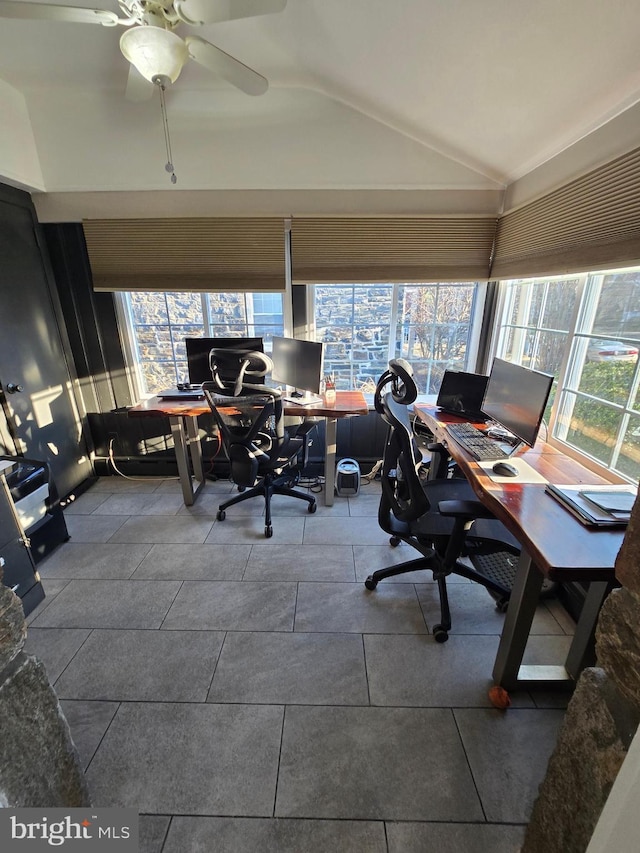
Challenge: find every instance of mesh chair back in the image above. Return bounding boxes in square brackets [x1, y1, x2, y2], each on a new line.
[375, 360, 429, 524]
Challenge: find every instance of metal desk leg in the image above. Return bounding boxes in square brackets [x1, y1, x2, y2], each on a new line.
[169, 415, 205, 507]
[324, 416, 337, 506]
[565, 581, 610, 680]
[492, 550, 544, 690]
[185, 415, 205, 486]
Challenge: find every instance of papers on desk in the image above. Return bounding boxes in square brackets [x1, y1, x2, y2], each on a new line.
[546, 483, 637, 527]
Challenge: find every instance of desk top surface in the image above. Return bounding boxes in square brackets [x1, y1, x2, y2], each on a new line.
[414, 403, 625, 580]
[130, 389, 369, 419]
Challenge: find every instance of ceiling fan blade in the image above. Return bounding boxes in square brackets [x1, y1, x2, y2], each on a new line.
[185, 35, 268, 96]
[125, 65, 156, 102]
[0, 1, 119, 25]
[176, 0, 286, 25]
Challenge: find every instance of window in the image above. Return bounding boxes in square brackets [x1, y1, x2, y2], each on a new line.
[494, 268, 640, 481]
[122, 291, 284, 394]
[314, 282, 480, 392]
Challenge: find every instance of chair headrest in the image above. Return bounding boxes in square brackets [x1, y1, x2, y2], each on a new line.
[374, 358, 418, 412]
[209, 348, 274, 397]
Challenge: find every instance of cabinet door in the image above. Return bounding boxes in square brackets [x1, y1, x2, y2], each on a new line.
[0, 193, 92, 496]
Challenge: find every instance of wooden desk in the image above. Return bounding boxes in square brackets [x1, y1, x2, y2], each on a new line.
[414, 403, 624, 691]
[129, 391, 369, 507]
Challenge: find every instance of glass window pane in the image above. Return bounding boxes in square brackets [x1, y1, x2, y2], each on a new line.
[592, 270, 640, 337]
[577, 359, 636, 406]
[619, 415, 640, 481]
[564, 394, 621, 467]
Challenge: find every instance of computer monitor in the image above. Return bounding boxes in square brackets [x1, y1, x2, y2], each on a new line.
[185, 337, 263, 385]
[270, 336, 324, 396]
[481, 358, 553, 448]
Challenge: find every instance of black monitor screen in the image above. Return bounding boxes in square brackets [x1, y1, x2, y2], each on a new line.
[271, 337, 324, 395]
[185, 337, 263, 385]
[481, 358, 553, 448]
[436, 370, 488, 419]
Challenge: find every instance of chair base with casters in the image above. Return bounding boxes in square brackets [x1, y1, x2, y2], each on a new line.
[217, 467, 316, 538]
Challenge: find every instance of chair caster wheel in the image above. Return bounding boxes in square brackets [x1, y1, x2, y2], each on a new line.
[216, 510, 226, 521]
[389, 536, 401, 547]
[432, 625, 449, 643]
[308, 501, 317, 513]
[364, 576, 378, 590]
[495, 597, 509, 613]
[265, 525, 273, 538]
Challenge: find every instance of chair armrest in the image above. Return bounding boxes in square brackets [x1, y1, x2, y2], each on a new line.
[437, 499, 496, 520]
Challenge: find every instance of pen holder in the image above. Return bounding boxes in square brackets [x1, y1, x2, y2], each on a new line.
[324, 374, 336, 401]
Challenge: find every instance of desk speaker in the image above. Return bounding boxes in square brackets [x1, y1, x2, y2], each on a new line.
[335, 458, 360, 496]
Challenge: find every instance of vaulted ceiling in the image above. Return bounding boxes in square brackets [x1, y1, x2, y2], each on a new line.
[1, 0, 640, 220]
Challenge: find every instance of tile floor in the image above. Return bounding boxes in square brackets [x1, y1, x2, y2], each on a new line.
[24, 473, 576, 853]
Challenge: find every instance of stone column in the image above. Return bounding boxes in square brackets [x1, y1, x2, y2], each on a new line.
[522, 496, 640, 853]
[0, 579, 91, 807]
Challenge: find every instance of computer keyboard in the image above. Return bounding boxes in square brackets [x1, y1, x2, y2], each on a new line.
[446, 422, 510, 461]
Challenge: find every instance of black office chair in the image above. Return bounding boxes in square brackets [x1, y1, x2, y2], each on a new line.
[364, 358, 522, 641]
[202, 349, 317, 538]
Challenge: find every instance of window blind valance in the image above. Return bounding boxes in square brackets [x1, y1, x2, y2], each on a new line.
[290, 217, 498, 283]
[491, 146, 640, 279]
[83, 217, 287, 292]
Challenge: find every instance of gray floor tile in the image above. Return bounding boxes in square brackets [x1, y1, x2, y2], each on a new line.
[364, 634, 534, 708]
[162, 581, 297, 631]
[38, 543, 152, 579]
[55, 629, 225, 702]
[244, 544, 355, 582]
[86, 702, 283, 815]
[63, 515, 127, 543]
[295, 582, 428, 634]
[208, 632, 368, 705]
[139, 816, 171, 853]
[347, 494, 380, 515]
[205, 516, 305, 544]
[454, 707, 565, 823]
[163, 816, 387, 853]
[543, 597, 576, 635]
[131, 543, 250, 580]
[386, 821, 526, 853]
[25, 578, 70, 626]
[90, 478, 165, 494]
[302, 517, 389, 546]
[522, 633, 574, 665]
[276, 705, 484, 821]
[30, 579, 182, 629]
[176, 491, 236, 518]
[353, 544, 435, 583]
[269, 492, 324, 517]
[416, 582, 566, 636]
[59, 699, 120, 770]
[92, 493, 184, 516]
[23, 627, 91, 682]
[63, 491, 109, 514]
[108, 515, 215, 544]
[296, 499, 350, 517]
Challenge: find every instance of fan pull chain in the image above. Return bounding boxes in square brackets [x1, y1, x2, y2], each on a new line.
[158, 81, 177, 185]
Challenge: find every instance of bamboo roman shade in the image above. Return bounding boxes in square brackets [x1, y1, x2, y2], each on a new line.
[290, 217, 498, 283]
[83, 217, 286, 292]
[491, 146, 640, 279]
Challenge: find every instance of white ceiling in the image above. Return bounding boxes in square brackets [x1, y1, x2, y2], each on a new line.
[1, 0, 640, 218]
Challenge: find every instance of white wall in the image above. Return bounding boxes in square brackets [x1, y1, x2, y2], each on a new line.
[0, 79, 44, 192]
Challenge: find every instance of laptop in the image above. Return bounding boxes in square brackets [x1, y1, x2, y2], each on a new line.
[156, 386, 205, 401]
[435, 370, 489, 421]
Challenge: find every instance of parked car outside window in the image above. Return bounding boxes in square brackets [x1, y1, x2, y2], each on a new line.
[586, 340, 639, 362]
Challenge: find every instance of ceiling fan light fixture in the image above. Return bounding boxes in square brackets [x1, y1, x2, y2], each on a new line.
[120, 25, 189, 84]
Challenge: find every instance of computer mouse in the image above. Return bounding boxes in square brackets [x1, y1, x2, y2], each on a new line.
[492, 461, 518, 477]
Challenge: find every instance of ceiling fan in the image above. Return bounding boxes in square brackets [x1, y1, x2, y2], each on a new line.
[0, 0, 287, 99]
